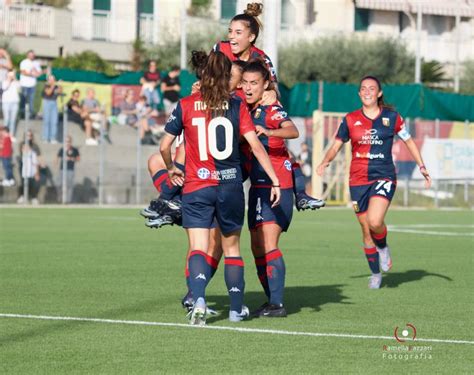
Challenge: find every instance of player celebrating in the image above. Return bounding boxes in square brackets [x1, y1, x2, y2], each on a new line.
[160, 51, 281, 325]
[240, 59, 298, 317]
[316, 76, 431, 289]
[214, 2, 324, 210]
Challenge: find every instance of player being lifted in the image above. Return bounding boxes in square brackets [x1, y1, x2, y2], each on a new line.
[317, 76, 431, 289]
[160, 51, 281, 325]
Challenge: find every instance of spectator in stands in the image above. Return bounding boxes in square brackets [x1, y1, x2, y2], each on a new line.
[140, 60, 161, 110]
[0, 125, 14, 186]
[117, 89, 138, 126]
[41, 74, 62, 144]
[19, 50, 42, 119]
[2, 70, 20, 141]
[81, 88, 111, 145]
[56, 135, 80, 203]
[161, 66, 181, 117]
[17, 134, 40, 205]
[136, 94, 163, 144]
[0, 48, 13, 99]
[297, 142, 312, 186]
[67, 90, 93, 140]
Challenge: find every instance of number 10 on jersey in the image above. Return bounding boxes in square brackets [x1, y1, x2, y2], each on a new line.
[192, 117, 233, 161]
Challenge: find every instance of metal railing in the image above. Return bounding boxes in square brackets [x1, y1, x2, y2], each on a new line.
[0, 4, 54, 38]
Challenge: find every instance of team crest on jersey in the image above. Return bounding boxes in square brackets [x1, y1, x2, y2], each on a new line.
[352, 201, 360, 213]
[382, 117, 390, 127]
[271, 111, 287, 121]
[197, 168, 210, 179]
[284, 160, 292, 171]
[254, 108, 262, 119]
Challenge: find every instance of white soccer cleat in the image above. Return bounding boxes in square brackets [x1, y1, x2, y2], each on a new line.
[229, 305, 250, 322]
[189, 297, 207, 326]
[368, 273, 382, 289]
[378, 246, 392, 272]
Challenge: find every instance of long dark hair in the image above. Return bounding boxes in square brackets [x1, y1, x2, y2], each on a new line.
[359, 75, 394, 110]
[231, 3, 263, 45]
[199, 51, 232, 116]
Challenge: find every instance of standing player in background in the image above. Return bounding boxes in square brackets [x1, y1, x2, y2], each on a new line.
[242, 59, 299, 317]
[317, 76, 431, 289]
[160, 51, 281, 325]
[215, 2, 324, 211]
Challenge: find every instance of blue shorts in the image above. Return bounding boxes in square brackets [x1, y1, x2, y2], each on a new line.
[182, 184, 244, 235]
[248, 187, 293, 232]
[350, 179, 397, 215]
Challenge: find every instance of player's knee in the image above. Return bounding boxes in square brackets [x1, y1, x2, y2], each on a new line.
[147, 153, 165, 176]
[367, 216, 383, 231]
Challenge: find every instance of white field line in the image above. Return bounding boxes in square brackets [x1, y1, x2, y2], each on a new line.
[1, 313, 473, 345]
[388, 224, 474, 237]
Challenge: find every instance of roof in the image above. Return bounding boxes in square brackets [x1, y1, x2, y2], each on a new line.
[355, 0, 474, 17]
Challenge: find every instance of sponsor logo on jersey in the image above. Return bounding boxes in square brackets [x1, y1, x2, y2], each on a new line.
[271, 111, 288, 121]
[284, 160, 292, 171]
[354, 120, 362, 126]
[382, 117, 390, 127]
[359, 129, 383, 145]
[352, 201, 360, 213]
[197, 168, 211, 179]
[254, 108, 262, 119]
[355, 152, 385, 159]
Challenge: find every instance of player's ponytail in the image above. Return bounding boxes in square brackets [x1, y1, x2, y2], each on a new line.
[231, 3, 263, 44]
[200, 51, 232, 116]
[359, 75, 395, 110]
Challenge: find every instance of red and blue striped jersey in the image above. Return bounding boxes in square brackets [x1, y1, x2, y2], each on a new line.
[248, 102, 293, 189]
[165, 92, 256, 194]
[336, 107, 411, 186]
[214, 41, 277, 82]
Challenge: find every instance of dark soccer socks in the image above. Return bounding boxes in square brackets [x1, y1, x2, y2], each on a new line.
[364, 246, 380, 274]
[151, 161, 185, 200]
[224, 257, 245, 312]
[254, 255, 271, 298]
[370, 225, 388, 248]
[265, 249, 286, 306]
[292, 162, 306, 196]
[188, 250, 211, 301]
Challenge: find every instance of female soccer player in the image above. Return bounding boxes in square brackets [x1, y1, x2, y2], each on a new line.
[241, 59, 299, 317]
[214, 2, 324, 210]
[160, 51, 281, 325]
[316, 76, 431, 289]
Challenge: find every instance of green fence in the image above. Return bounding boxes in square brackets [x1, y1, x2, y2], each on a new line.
[42, 68, 474, 121]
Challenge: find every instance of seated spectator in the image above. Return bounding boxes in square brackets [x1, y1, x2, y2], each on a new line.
[136, 95, 164, 144]
[117, 89, 138, 126]
[0, 125, 14, 186]
[81, 88, 111, 145]
[67, 90, 94, 143]
[161, 66, 181, 117]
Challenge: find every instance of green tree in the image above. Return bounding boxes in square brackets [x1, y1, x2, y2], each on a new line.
[278, 36, 415, 87]
[460, 60, 474, 94]
[421, 60, 447, 88]
[51, 50, 117, 75]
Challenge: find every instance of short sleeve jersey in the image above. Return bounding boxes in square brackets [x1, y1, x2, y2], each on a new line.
[249, 102, 293, 189]
[165, 92, 255, 194]
[214, 41, 277, 83]
[336, 107, 411, 186]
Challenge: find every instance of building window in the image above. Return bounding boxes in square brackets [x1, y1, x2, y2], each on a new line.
[221, 0, 237, 20]
[138, 0, 154, 15]
[281, 0, 296, 27]
[93, 0, 111, 11]
[354, 8, 370, 31]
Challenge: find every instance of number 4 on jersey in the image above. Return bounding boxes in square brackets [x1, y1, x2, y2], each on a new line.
[192, 117, 233, 161]
[375, 180, 392, 196]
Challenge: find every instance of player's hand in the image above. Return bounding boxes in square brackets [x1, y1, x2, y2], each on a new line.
[260, 90, 277, 106]
[270, 186, 281, 208]
[316, 162, 329, 176]
[255, 125, 269, 137]
[168, 166, 185, 186]
[420, 166, 431, 189]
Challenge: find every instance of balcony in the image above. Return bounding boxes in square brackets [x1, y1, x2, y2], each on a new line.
[0, 4, 54, 38]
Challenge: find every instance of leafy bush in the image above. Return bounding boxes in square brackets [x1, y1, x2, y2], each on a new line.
[51, 50, 117, 75]
[278, 35, 415, 87]
[460, 60, 474, 94]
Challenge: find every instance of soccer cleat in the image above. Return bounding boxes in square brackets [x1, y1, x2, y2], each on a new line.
[250, 302, 269, 317]
[229, 305, 250, 322]
[296, 193, 326, 211]
[145, 215, 174, 229]
[259, 303, 287, 318]
[368, 273, 382, 289]
[140, 206, 159, 218]
[142, 198, 182, 225]
[378, 246, 392, 272]
[181, 291, 195, 312]
[188, 297, 207, 326]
